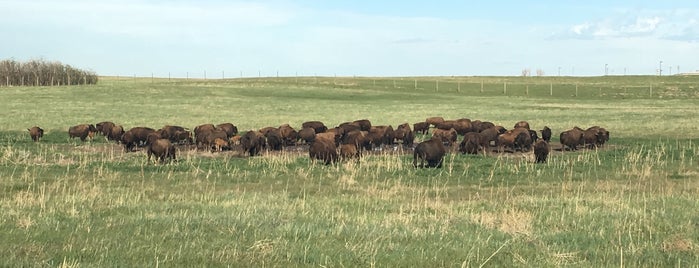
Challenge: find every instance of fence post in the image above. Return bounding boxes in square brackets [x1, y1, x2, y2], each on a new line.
[436, 80, 439, 91]
[526, 85, 529, 96]
[550, 83, 553, 96]
[414, 79, 417, 89]
[575, 84, 578, 97]
[650, 84, 653, 97]
[480, 81, 484, 93]
[503, 82, 507, 95]
[457, 81, 461, 92]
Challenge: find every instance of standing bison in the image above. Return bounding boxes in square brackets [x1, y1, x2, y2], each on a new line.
[309, 139, 338, 165]
[146, 133, 176, 164]
[241, 130, 265, 156]
[560, 127, 585, 151]
[541, 126, 552, 142]
[95, 121, 116, 139]
[122, 127, 156, 152]
[533, 139, 550, 163]
[413, 121, 430, 135]
[68, 124, 98, 141]
[302, 121, 327, 134]
[413, 137, 446, 168]
[459, 132, 481, 155]
[28, 126, 44, 142]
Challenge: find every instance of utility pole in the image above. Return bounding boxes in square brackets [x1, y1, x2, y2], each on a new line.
[659, 61, 663, 76]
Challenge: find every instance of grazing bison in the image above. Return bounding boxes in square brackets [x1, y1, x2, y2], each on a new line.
[279, 124, 298, 146]
[426, 117, 445, 127]
[28, 126, 44, 142]
[413, 137, 446, 168]
[241, 130, 265, 156]
[193, 124, 216, 143]
[309, 139, 338, 165]
[68, 124, 98, 141]
[497, 129, 531, 153]
[339, 144, 360, 160]
[560, 127, 585, 151]
[432, 128, 458, 146]
[108, 125, 125, 142]
[158, 125, 192, 144]
[514, 121, 530, 130]
[352, 119, 372, 131]
[394, 123, 411, 138]
[541, 126, 552, 142]
[264, 128, 283, 151]
[459, 132, 481, 155]
[342, 130, 369, 151]
[479, 126, 507, 148]
[212, 138, 230, 152]
[365, 126, 394, 149]
[302, 121, 327, 134]
[198, 129, 229, 151]
[413, 121, 430, 135]
[584, 126, 610, 148]
[338, 122, 362, 133]
[146, 133, 176, 164]
[533, 139, 550, 163]
[216, 123, 238, 138]
[122, 127, 156, 152]
[298, 127, 316, 144]
[95, 121, 116, 138]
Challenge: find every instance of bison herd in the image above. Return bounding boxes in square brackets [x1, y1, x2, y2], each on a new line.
[26, 117, 609, 167]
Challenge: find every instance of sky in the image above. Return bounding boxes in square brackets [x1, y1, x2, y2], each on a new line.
[2, 0, 699, 77]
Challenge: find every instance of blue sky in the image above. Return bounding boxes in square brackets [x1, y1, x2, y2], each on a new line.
[2, 0, 698, 77]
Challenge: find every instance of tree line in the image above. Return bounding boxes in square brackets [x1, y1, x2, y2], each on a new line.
[0, 59, 98, 87]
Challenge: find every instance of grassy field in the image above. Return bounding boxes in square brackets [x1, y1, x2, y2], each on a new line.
[1, 76, 699, 267]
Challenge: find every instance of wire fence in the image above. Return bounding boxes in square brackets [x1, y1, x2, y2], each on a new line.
[103, 73, 699, 99]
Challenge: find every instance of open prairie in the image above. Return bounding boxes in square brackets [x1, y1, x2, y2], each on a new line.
[1, 76, 699, 266]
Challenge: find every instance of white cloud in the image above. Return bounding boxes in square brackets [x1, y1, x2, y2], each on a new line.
[561, 9, 699, 42]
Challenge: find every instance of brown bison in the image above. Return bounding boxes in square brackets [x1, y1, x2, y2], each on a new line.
[122, 127, 156, 152]
[108, 125, 125, 142]
[497, 128, 531, 152]
[413, 121, 429, 135]
[146, 133, 176, 163]
[279, 124, 298, 145]
[212, 138, 229, 152]
[352, 119, 372, 131]
[28, 126, 44, 142]
[365, 125, 394, 149]
[339, 144, 360, 160]
[514, 121, 530, 129]
[560, 127, 585, 151]
[479, 126, 507, 148]
[264, 128, 283, 151]
[95, 121, 116, 138]
[309, 139, 338, 165]
[459, 132, 481, 155]
[342, 130, 369, 150]
[198, 129, 229, 151]
[193, 124, 216, 143]
[394, 123, 414, 146]
[216, 123, 238, 138]
[426, 117, 445, 127]
[413, 137, 446, 168]
[533, 139, 550, 163]
[302, 121, 328, 134]
[584, 126, 610, 148]
[432, 128, 457, 146]
[541, 126, 552, 142]
[298, 127, 316, 144]
[69, 124, 98, 141]
[158, 125, 192, 144]
[241, 130, 265, 156]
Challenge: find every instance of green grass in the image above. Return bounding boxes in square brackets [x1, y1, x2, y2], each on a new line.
[1, 76, 699, 267]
